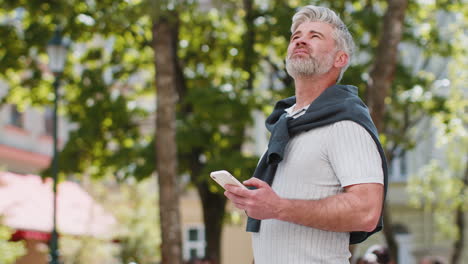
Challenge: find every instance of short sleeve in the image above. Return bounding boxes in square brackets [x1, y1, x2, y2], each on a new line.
[326, 120, 384, 187]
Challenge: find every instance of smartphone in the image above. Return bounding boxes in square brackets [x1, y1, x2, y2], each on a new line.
[210, 170, 248, 190]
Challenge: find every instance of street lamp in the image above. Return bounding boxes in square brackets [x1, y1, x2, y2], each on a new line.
[47, 27, 67, 264]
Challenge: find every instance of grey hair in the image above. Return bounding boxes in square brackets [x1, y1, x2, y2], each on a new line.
[290, 5, 355, 82]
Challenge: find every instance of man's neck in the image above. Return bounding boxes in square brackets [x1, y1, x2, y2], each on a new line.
[293, 75, 336, 111]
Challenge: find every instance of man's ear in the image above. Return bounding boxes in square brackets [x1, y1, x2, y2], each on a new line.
[334, 51, 349, 68]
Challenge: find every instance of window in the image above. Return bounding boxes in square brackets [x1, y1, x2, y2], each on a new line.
[183, 225, 205, 261]
[44, 107, 54, 135]
[400, 150, 408, 176]
[189, 248, 198, 259]
[389, 148, 408, 182]
[188, 228, 199, 241]
[9, 105, 23, 128]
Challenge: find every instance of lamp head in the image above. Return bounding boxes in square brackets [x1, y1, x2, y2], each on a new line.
[47, 28, 68, 74]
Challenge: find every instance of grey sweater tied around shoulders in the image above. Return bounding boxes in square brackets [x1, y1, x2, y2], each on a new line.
[246, 84, 388, 245]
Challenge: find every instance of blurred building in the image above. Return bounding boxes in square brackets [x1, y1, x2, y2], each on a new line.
[0, 82, 118, 263]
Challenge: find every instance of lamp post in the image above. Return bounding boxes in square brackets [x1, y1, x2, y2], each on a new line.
[47, 28, 67, 264]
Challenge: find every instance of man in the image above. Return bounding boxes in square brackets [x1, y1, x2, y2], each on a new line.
[224, 5, 388, 264]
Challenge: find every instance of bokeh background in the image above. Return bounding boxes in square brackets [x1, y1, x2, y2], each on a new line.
[0, 0, 466, 264]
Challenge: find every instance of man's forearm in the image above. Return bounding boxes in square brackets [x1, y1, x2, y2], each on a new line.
[276, 184, 383, 232]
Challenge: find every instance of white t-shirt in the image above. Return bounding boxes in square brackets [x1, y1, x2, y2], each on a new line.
[252, 106, 383, 264]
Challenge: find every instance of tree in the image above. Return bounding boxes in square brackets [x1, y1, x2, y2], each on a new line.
[59, 236, 119, 264]
[365, 0, 467, 261]
[0, 224, 26, 264]
[365, 0, 409, 261]
[152, 1, 183, 263]
[408, 32, 467, 263]
[176, 1, 263, 261]
[0, 0, 174, 261]
[112, 177, 162, 264]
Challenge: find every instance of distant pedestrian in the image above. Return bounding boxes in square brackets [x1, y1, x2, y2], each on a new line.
[419, 256, 446, 264]
[365, 245, 392, 264]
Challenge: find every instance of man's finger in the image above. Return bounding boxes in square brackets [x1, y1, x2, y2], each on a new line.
[225, 184, 251, 197]
[243, 177, 268, 188]
[224, 191, 248, 203]
[226, 197, 246, 210]
[233, 202, 247, 210]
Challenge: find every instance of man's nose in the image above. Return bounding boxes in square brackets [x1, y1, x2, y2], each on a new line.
[294, 37, 307, 46]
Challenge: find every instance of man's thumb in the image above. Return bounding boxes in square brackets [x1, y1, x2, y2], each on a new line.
[243, 177, 267, 188]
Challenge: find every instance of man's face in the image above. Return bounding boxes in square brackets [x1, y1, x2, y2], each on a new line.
[286, 21, 337, 78]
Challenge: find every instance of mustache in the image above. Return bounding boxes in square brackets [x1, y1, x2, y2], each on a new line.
[288, 46, 312, 59]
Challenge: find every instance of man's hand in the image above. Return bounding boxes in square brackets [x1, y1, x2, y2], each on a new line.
[225, 177, 383, 232]
[224, 178, 284, 220]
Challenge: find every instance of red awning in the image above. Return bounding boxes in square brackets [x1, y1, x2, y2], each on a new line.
[11, 230, 51, 242]
[0, 172, 116, 239]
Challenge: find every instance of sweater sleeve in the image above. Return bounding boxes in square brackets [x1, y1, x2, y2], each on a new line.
[326, 120, 384, 187]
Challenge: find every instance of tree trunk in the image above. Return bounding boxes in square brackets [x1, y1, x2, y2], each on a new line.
[366, 0, 408, 262]
[197, 181, 227, 264]
[186, 148, 227, 264]
[451, 207, 465, 264]
[451, 162, 468, 264]
[382, 206, 399, 263]
[367, 0, 408, 132]
[153, 13, 183, 264]
[186, 2, 257, 263]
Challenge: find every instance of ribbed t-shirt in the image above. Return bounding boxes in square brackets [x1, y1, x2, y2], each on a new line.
[251, 106, 384, 264]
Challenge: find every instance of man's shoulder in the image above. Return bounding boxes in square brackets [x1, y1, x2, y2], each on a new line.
[330, 120, 372, 137]
[332, 120, 363, 128]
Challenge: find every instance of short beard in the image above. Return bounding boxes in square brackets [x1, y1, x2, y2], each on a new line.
[285, 50, 335, 79]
